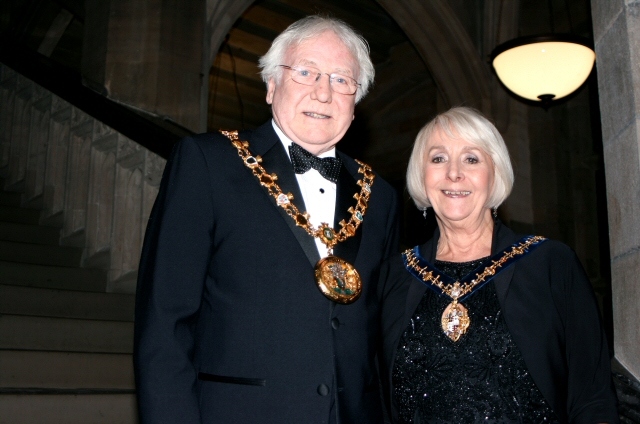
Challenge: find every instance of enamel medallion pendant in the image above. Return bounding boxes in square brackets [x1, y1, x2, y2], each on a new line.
[315, 256, 362, 304]
[441, 301, 470, 342]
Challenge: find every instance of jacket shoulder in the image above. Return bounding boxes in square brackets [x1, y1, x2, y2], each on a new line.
[531, 238, 579, 264]
[178, 130, 248, 150]
[498, 223, 576, 262]
[169, 130, 262, 165]
[339, 151, 396, 196]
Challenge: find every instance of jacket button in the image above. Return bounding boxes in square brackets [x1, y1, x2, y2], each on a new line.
[317, 384, 330, 396]
[331, 317, 340, 330]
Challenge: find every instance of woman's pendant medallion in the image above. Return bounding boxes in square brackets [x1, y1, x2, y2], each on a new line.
[315, 256, 362, 304]
[441, 301, 470, 342]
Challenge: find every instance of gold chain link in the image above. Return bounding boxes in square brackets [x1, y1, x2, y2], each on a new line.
[221, 130, 375, 251]
[404, 235, 546, 300]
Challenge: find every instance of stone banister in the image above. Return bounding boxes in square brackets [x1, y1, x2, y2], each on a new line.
[1, 62, 167, 293]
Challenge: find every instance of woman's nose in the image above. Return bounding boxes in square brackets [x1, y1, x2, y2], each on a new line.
[447, 161, 462, 181]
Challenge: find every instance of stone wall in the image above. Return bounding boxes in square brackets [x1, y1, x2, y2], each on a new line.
[83, 0, 206, 133]
[591, 0, 640, 381]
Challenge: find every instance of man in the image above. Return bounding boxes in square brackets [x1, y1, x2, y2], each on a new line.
[134, 16, 399, 423]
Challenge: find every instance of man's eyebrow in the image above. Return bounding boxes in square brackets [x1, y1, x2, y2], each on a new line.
[297, 59, 318, 67]
[297, 59, 354, 76]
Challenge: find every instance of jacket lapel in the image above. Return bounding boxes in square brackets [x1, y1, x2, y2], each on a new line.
[491, 220, 519, 308]
[245, 123, 321, 267]
[403, 231, 440, 326]
[331, 157, 362, 266]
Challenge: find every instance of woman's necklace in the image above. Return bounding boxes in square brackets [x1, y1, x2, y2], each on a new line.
[403, 235, 546, 342]
[222, 130, 374, 304]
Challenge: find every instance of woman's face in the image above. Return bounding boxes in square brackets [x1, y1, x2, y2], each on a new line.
[423, 128, 495, 226]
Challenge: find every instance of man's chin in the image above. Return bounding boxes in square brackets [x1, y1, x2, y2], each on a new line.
[296, 137, 342, 155]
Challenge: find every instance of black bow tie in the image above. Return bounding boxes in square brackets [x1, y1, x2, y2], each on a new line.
[289, 143, 341, 183]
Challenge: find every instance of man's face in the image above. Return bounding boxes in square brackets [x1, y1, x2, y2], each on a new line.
[266, 31, 359, 156]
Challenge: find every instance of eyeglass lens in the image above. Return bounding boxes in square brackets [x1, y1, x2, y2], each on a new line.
[284, 66, 358, 94]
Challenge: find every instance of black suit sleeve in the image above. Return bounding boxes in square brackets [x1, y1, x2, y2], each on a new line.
[377, 187, 400, 424]
[553, 247, 619, 423]
[134, 137, 214, 424]
[382, 188, 400, 261]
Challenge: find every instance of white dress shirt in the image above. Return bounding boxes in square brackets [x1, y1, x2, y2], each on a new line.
[272, 121, 337, 259]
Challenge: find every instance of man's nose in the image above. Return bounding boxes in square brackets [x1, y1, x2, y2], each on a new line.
[311, 73, 332, 102]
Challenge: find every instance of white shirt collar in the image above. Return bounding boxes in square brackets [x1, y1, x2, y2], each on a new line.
[271, 120, 336, 159]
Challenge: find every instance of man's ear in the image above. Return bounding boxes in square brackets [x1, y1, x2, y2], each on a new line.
[266, 78, 276, 104]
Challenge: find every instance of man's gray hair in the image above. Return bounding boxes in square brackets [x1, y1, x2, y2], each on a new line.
[258, 15, 374, 104]
[406, 107, 515, 210]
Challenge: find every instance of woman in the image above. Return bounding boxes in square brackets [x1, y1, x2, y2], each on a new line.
[379, 107, 619, 423]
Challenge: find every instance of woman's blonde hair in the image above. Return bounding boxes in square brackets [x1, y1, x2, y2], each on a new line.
[406, 107, 514, 209]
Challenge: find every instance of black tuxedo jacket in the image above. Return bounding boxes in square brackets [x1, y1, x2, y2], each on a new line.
[134, 122, 399, 423]
[379, 220, 619, 423]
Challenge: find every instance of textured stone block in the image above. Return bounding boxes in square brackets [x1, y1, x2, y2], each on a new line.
[86, 147, 115, 261]
[110, 164, 143, 291]
[591, 0, 624, 44]
[0, 350, 134, 389]
[626, 3, 640, 111]
[8, 94, 32, 186]
[25, 98, 50, 201]
[0, 393, 138, 424]
[602, 119, 640, 259]
[0, 314, 133, 353]
[0, 285, 134, 321]
[0, 83, 15, 171]
[0, 240, 82, 267]
[0, 260, 107, 292]
[611, 250, 640, 379]
[595, 10, 635, 144]
[44, 116, 70, 218]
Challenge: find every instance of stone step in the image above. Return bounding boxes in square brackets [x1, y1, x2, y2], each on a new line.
[0, 285, 134, 321]
[0, 205, 41, 225]
[21, 193, 44, 210]
[0, 240, 82, 267]
[0, 261, 107, 292]
[0, 221, 61, 245]
[0, 393, 138, 424]
[0, 350, 134, 389]
[0, 315, 133, 354]
[0, 191, 21, 207]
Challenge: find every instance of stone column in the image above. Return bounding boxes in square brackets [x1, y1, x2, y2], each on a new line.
[82, 0, 206, 132]
[591, 0, 640, 380]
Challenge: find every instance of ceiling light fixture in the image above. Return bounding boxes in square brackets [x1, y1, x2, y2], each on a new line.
[490, 1, 596, 107]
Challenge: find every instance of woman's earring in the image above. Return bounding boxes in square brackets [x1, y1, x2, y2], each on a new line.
[492, 207, 498, 218]
[422, 207, 428, 219]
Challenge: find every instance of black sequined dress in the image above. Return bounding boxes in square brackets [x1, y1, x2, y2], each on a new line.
[392, 258, 559, 424]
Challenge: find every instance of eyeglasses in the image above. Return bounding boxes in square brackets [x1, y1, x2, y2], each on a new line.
[279, 65, 360, 95]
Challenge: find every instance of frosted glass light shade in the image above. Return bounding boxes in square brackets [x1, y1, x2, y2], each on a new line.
[491, 35, 595, 102]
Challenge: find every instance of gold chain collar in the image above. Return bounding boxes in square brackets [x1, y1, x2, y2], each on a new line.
[403, 235, 546, 341]
[404, 235, 546, 302]
[221, 130, 375, 252]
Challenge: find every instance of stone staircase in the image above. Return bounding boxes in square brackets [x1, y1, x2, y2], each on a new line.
[0, 185, 138, 423]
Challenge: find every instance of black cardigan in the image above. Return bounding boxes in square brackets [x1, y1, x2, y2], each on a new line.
[378, 220, 619, 423]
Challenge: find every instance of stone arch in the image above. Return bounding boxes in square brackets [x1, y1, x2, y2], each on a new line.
[202, 0, 255, 129]
[203, 0, 492, 123]
[205, 0, 255, 67]
[376, 0, 492, 112]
